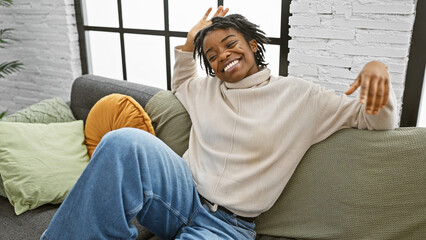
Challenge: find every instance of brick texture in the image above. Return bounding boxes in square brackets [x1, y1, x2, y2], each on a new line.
[0, 0, 419, 119]
[0, 0, 81, 114]
[288, 0, 418, 118]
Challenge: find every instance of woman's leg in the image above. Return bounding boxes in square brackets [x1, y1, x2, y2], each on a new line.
[41, 128, 200, 240]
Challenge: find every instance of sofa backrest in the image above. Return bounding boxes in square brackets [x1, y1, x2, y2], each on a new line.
[70, 75, 162, 123]
[255, 127, 426, 239]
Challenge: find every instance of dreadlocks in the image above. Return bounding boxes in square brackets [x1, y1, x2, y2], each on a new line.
[193, 14, 270, 77]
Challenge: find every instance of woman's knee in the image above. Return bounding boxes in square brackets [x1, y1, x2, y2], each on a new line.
[94, 128, 157, 156]
[102, 127, 153, 144]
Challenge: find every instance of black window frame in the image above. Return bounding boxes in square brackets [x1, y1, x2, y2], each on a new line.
[74, 0, 290, 90]
[74, 0, 425, 127]
[400, 0, 426, 127]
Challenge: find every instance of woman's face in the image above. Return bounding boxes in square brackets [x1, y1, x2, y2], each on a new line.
[203, 28, 259, 83]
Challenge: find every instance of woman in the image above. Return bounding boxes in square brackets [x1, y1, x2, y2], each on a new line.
[42, 7, 397, 240]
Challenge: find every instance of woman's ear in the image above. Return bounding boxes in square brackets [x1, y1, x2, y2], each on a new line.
[249, 39, 258, 53]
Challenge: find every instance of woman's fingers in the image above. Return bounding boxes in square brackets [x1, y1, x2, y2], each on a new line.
[382, 80, 389, 107]
[212, 6, 229, 17]
[361, 75, 390, 115]
[202, 7, 213, 20]
[346, 61, 390, 115]
[345, 77, 360, 95]
[213, 6, 223, 17]
[201, 6, 228, 24]
[220, 7, 229, 16]
[367, 77, 379, 115]
[360, 74, 370, 105]
[374, 79, 385, 114]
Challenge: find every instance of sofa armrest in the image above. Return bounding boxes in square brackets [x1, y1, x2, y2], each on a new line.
[70, 75, 162, 122]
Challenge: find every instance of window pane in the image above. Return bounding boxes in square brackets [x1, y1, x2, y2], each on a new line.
[125, 34, 167, 89]
[224, 0, 281, 38]
[169, 0, 217, 32]
[417, 66, 426, 127]
[86, 31, 122, 79]
[170, 37, 207, 81]
[122, 0, 164, 30]
[82, 0, 118, 27]
[264, 44, 280, 77]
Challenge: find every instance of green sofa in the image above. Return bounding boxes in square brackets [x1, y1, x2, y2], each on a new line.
[0, 75, 425, 240]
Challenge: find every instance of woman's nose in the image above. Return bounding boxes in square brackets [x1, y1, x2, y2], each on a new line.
[219, 50, 230, 61]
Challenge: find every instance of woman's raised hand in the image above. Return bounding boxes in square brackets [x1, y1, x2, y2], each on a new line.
[345, 61, 390, 115]
[181, 6, 229, 52]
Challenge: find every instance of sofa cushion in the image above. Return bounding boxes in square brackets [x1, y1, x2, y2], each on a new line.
[0, 98, 76, 198]
[0, 197, 58, 240]
[255, 127, 426, 239]
[0, 197, 159, 240]
[1, 97, 75, 123]
[0, 121, 89, 215]
[70, 75, 162, 123]
[145, 91, 191, 157]
[84, 94, 155, 158]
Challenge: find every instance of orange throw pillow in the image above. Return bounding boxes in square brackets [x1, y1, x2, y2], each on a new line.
[84, 94, 155, 158]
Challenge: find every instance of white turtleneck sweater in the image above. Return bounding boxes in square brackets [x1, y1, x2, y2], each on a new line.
[172, 48, 398, 218]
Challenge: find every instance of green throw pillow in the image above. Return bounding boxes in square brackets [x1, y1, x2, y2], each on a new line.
[255, 127, 426, 239]
[0, 98, 76, 198]
[0, 121, 89, 215]
[145, 91, 192, 157]
[1, 97, 75, 123]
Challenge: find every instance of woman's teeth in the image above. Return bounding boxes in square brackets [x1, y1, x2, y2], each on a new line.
[224, 60, 239, 72]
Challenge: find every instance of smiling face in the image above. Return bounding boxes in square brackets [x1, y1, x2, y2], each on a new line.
[203, 28, 259, 83]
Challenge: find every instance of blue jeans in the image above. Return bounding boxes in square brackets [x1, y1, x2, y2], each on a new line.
[41, 128, 256, 240]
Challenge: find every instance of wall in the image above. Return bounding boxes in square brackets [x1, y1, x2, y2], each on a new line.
[288, 0, 418, 115]
[0, 0, 419, 115]
[0, 0, 80, 113]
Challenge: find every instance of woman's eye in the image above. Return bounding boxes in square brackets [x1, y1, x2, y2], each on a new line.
[227, 41, 237, 48]
[208, 55, 216, 62]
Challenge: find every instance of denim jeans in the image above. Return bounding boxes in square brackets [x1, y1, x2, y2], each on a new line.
[41, 128, 256, 240]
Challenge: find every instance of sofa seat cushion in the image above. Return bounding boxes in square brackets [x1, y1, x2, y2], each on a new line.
[0, 197, 160, 240]
[255, 127, 426, 239]
[0, 197, 58, 240]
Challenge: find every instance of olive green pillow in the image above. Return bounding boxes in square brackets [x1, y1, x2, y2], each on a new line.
[0, 121, 89, 215]
[255, 127, 426, 239]
[0, 98, 76, 198]
[145, 91, 192, 157]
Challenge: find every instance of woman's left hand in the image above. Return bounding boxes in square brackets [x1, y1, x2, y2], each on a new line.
[345, 61, 390, 115]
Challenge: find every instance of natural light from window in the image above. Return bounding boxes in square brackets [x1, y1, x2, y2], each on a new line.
[417, 66, 426, 127]
[82, 0, 282, 89]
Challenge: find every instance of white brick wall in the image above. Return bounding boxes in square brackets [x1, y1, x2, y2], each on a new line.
[0, 0, 418, 116]
[288, 0, 418, 115]
[0, 0, 81, 114]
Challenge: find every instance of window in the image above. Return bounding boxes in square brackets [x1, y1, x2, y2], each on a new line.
[415, 67, 426, 127]
[75, 1, 425, 126]
[400, 0, 426, 127]
[74, 0, 290, 90]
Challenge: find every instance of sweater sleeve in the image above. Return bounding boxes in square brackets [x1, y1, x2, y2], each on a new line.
[172, 47, 199, 93]
[310, 82, 399, 144]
